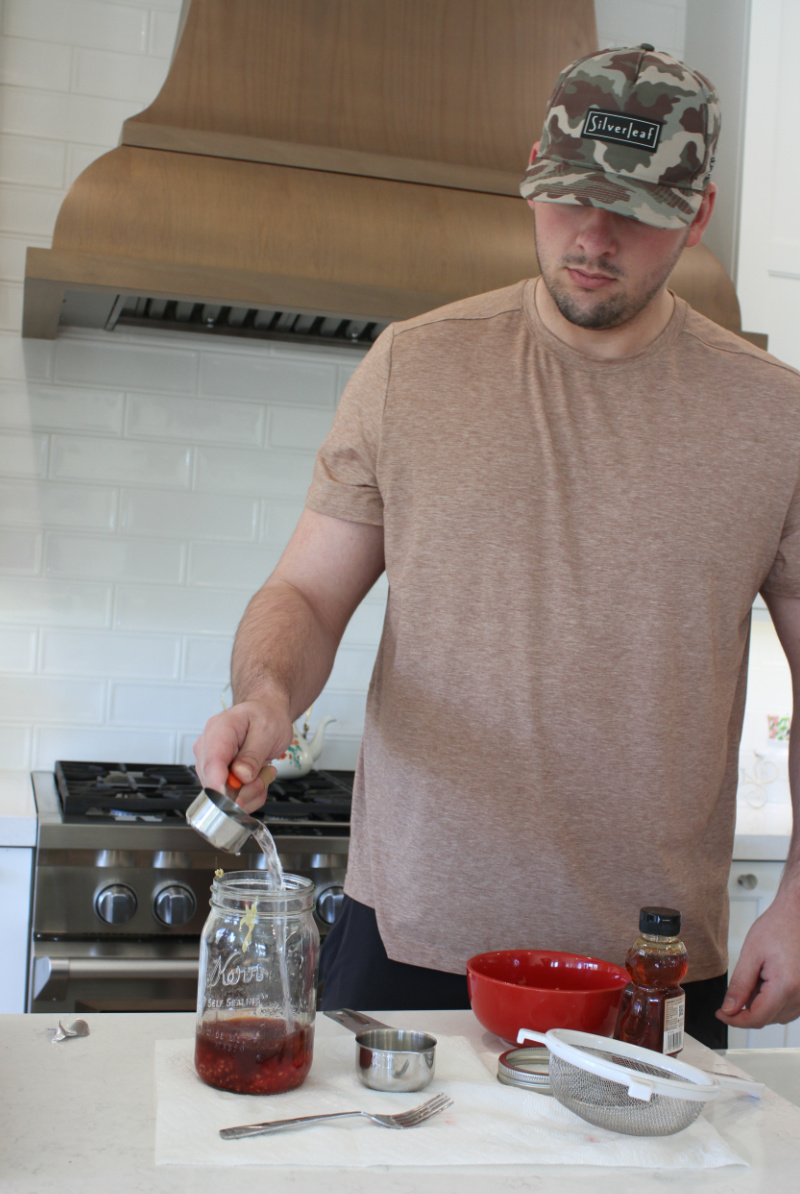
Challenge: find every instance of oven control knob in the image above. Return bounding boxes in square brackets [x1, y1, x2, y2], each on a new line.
[95, 884, 138, 925]
[316, 884, 344, 926]
[154, 884, 196, 927]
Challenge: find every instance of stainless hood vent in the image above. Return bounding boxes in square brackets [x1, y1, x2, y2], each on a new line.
[65, 291, 387, 349]
[22, 0, 743, 342]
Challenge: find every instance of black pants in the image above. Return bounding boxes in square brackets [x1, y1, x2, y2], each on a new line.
[319, 895, 729, 1050]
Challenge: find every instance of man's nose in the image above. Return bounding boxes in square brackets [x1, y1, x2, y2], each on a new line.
[574, 207, 619, 256]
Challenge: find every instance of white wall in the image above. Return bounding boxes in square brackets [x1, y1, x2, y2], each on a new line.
[737, 0, 800, 371]
[0, 0, 790, 781]
[0, 0, 382, 770]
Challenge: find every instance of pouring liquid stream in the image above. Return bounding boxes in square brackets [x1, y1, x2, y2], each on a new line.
[227, 776, 293, 1034]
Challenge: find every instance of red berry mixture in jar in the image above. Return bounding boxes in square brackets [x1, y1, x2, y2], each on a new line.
[194, 1017, 314, 1094]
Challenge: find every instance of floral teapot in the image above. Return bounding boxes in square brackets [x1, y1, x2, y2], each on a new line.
[271, 712, 336, 779]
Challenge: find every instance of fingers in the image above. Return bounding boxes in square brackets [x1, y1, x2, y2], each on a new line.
[193, 700, 292, 813]
[227, 765, 279, 814]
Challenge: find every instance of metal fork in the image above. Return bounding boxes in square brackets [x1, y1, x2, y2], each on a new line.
[220, 1093, 453, 1139]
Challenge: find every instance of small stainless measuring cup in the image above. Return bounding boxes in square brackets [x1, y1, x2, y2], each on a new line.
[185, 784, 260, 853]
[185, 766, 276, 853]
[325, 1009, 437, 1092]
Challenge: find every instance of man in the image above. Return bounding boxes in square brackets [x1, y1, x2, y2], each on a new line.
[194, 46, 800, 1048]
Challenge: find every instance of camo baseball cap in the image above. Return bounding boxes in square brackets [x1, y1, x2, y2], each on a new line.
[520, 44, 720, 230]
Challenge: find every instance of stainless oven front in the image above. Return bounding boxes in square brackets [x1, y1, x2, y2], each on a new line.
[29, 770, 349, 1014]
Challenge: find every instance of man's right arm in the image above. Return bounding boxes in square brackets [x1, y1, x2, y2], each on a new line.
[193, 507, 385, 811]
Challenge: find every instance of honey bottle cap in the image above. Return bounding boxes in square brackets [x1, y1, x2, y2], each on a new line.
[639, 906, 681, 936]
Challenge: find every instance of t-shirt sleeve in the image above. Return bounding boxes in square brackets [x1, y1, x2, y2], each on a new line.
[304, 325, 394, 527]
[761, 469, 800, 597]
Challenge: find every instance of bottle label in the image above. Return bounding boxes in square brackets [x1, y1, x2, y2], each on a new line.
[663, 992, 686, 1054]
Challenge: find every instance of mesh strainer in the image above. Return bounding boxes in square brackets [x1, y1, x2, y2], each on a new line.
[517, 1028, 762, 1137]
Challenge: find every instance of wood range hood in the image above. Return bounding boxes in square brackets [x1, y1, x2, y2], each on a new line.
[22, 0, 744, 349]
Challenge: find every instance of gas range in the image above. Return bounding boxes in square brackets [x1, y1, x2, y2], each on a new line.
[29, 762, 353, 1014]
[51, 759, 353, 832]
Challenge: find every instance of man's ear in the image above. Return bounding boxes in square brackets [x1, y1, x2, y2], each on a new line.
[685, 182, 717, 248]
[528, 140, 540, 166]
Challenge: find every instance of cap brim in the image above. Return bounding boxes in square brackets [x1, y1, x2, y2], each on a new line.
[520, 159, 702, 231]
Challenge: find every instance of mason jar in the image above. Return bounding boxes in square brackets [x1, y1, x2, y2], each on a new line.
[194, 872, 319, 1094]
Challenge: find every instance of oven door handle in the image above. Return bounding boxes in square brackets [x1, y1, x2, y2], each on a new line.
[33, 955, 199, 1001]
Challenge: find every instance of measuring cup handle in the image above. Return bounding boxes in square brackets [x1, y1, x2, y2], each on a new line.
[324, 1009, 390, 1033]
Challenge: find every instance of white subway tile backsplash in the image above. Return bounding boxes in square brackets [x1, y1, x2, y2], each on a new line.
[199, 352, 338, 408]
[55, 335, 197, 391]
[268, 405, 336, 451]
[0, 529, 42, 573]
[2, 1, 149, 54]
[183, 636, 233, 684]
[41, 629, 180, 677]
[0, 578, 112, 626]
[0, 233, 49, 283]
[0, 627, 36, 671]
[44, 532, 185, 583]
[0, 331, 53, 381]
[114, 583, 246, 634]
[0, 675, 106, 723]
[0, 480, 117, 530]
[313, 734, 362, 770]
[0, 383, 124, 432]
[125, 392, 265, 444]
[0, 725, 30, 768]
[0, 37, 72, 91]
[149, 8, 181, 58]
[0, 183, 63, 235]
[188, 542, 282, 590]
[73, 47, 170, 102]
[120, 488, 258, 541]
[110, 681, 221, 729]
[326, 645, 378, 690]
[261, 498, 304, 543]
[194, 446, 314, 499]
[51, 435, 191, 488]
[0, 85, 142, 149]
[0, 282, 23, 334]
[0, 134, 66, 188]
[33, 728, 176, 769]
[0, 431, 48, 477]
[308, 689, 366, 738]
[340, 598, 389, 646]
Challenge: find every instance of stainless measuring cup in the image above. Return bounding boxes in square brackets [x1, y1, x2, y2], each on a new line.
[325, 1009, 437, 1092]
[185, 766, 276, 853]
[185, 784, 260, 853]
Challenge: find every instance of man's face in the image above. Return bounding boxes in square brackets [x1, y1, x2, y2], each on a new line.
[532, 201, 692, 331]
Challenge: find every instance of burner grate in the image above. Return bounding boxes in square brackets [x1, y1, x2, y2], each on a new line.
[54, 760, 353, 830]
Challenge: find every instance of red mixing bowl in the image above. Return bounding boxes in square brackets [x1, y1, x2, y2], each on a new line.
[466, 949, 629, 1043]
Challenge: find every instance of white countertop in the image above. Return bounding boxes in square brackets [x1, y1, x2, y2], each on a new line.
[4, 1009, 800, 1193]
[0, 769, 36, 846]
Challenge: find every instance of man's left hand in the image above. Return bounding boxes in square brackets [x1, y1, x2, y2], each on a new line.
[716, 893, 800, 1028]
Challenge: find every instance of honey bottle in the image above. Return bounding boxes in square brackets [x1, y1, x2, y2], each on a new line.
[614, 906, 688, 1056]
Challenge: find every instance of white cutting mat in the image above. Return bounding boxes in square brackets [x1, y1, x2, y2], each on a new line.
[154, 1032, 746, 1169]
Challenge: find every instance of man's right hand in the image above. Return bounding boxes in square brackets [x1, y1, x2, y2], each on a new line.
[193, 698, 293, 813]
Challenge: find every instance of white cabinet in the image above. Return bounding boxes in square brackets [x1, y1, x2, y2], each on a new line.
[0, 847, 34, 1013]
[727, 859, 800, 1048]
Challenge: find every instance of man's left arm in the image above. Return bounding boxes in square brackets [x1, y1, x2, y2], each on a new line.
[717, 591, 800, 1029]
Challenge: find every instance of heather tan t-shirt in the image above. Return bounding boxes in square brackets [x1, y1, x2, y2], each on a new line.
[306, 280, 800, 981]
